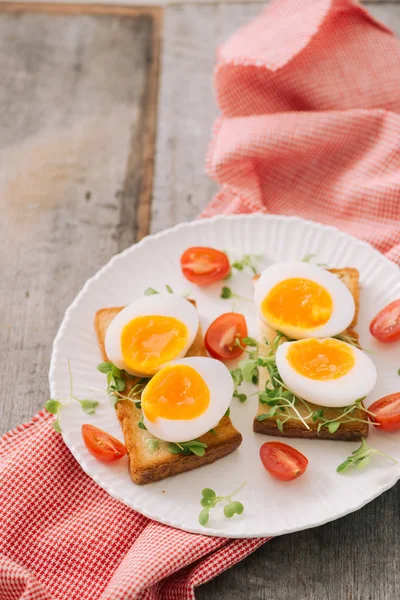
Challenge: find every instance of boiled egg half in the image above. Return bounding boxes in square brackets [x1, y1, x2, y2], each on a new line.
[105, 294, 199, 376]
[276, 338, 377, 407]
[141, 356, 233, 442]
[254, 261, 355, 339]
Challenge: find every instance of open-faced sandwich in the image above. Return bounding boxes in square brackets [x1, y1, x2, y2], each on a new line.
[252, 261, 377, 440]
[94, 293, 242, 485]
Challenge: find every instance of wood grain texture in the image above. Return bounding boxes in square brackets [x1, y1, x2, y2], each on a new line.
[153, 4, 400, 600]
[0, 6, 160, 433]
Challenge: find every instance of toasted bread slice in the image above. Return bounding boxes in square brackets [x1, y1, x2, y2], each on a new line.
[253, 268, 369, 441]
[95, 303, 242, 484]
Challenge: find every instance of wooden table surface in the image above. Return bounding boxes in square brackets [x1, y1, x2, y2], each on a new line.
[1, 2, 399, 598]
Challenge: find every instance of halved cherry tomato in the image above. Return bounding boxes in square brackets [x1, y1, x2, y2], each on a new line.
[260, 441, 308, 481]
[368, 393, 400, 432]
[180, 247, 230, 285]
[205, 313, 248, 361]
[370, 300, 400, 343]
[82, 424, 127, 462]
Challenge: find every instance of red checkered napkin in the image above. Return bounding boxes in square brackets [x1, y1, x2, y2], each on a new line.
[0, 413, 265, 600]
[2, 1, 400, 599]
[205, 0, 400, 264]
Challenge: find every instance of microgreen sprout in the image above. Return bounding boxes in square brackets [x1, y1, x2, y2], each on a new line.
[45, 360, 99, 432]
[237, 333, 375, 435]
[231, 254, 263, 276]
[138, 416, 147, 430]
[97, 362, 148, 406]
[144, 284, 174, 296]
[301, 253, 328, 267]
[146, 438, 160, 451]
[144, 287, 159, 296]
[167, 440, 208, 456]
[230, 335, 278, 403]
[198, 482, 246, 526]
[144, 285, 192, 297]
[337, 438, 397, 473]
[220, 286, 252, 303]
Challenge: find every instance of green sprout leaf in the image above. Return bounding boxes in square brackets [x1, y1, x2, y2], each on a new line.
[167, 440, 208, 456]
[198, 483, 246, 527]
[189, 444, 206, 457]
[165, 284, 174, 294]
[97, 362, 113, 374]
[231, 368, 243, 388]
[167, 442, 182, 455]
[232, 261, 244, 271]
[327, 421, 341, 434]
[220, 286, 233, 299]
[146, 438, 160, 451]
[240, 358, 259, 383]
[112, 365, 122, 378]
[224, 501, 244, 518]
[233, 392, 247, 403]
[198, 507, 210, 526]
[45, 399, 62, 415]
[144, 287, 159, 296]
[257, 414, 269, 422]
[79, 399, 99, 415]
[201, 488, 217, 501]
[337, 438, 397, 474]
[231, 254, 262, 275]
[52, 418, 62, 433]
[242, 337, 258, 347]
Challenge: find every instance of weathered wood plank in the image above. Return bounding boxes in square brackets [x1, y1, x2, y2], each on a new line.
[0, 6, 160, 433]
[151, 3, 260, 232]
[153, 4, 400, 600]
[3, 0, 400, 8]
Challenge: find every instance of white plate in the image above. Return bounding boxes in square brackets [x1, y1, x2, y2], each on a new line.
[50, 215, 400, 538]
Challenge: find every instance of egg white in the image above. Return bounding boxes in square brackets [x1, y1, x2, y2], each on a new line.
[276, 340, 377, 407]
[142, 356, 234, 443]
[104, 294, 199, 376]
[254, 261, 356, 339]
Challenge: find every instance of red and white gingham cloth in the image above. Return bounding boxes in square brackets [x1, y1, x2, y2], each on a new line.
[204, 0, 400, 264]
[1, 1, 400, 599]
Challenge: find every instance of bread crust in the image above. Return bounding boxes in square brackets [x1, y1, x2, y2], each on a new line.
[94, 301, 242, 484]
[253, 267, 369, 441]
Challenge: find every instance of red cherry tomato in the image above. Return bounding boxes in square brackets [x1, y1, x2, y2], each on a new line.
[82, 424, 127, 462]
[205, 313, 248, 361]
[368, 393, 400, 432]
[180, 247, 230, 285]
[259, 441, 308, 481]
[370, 300, 400, 342]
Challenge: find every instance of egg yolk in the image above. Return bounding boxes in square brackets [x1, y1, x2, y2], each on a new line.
[287, 338, 355, 380]
[262, 278, 333, 330]
[121, 315, 189, 374]
[141, 364, 210, 422]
